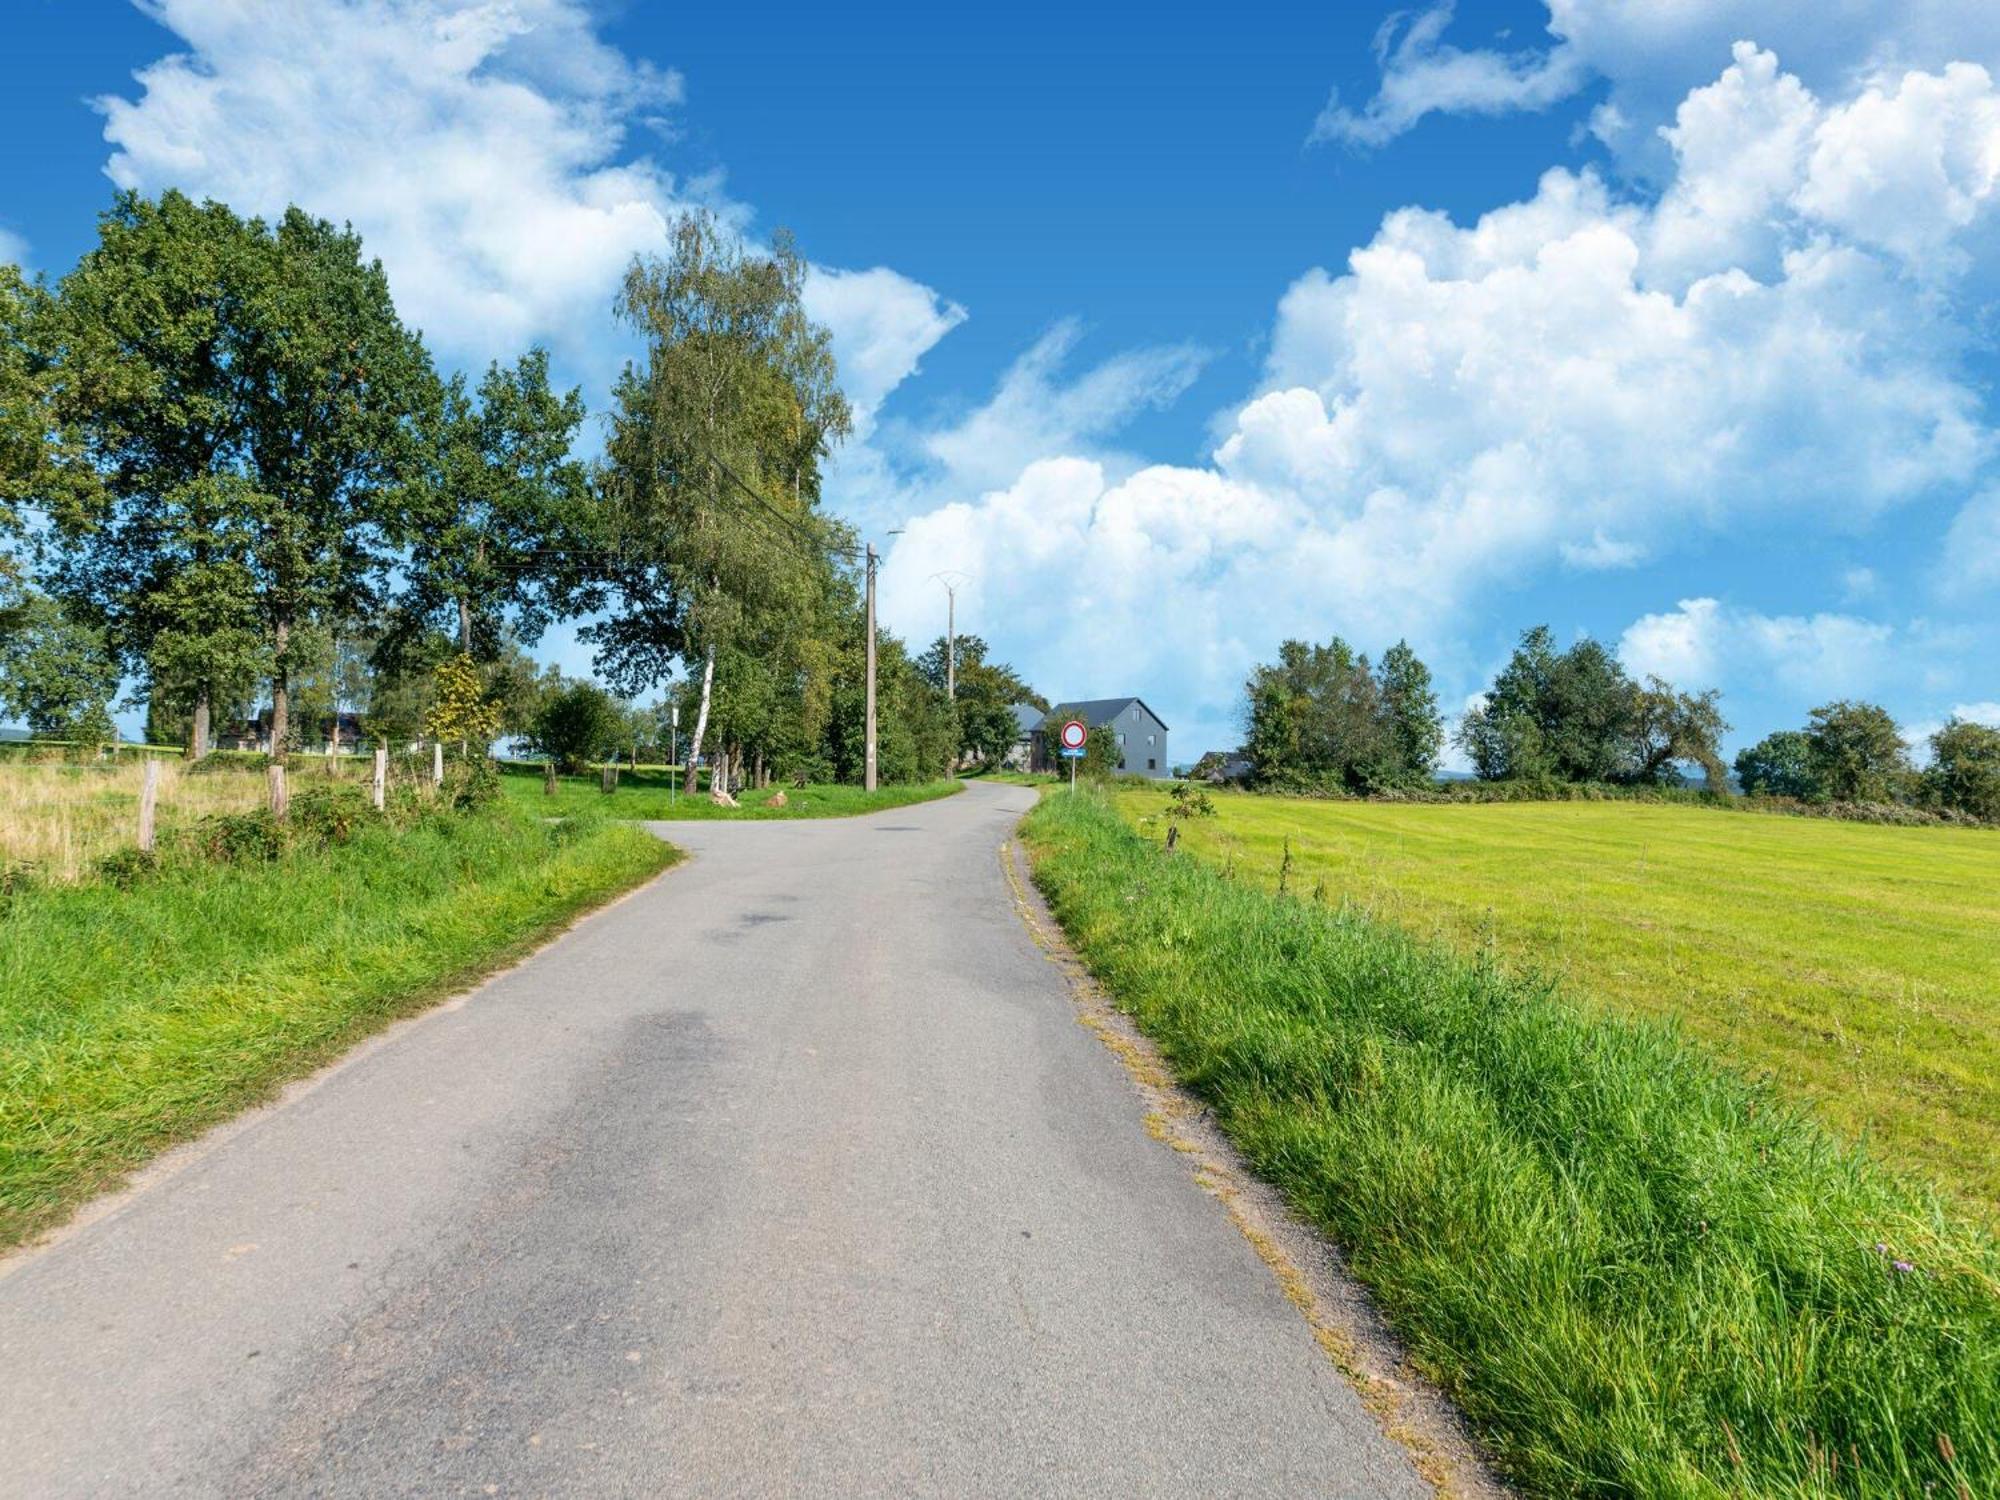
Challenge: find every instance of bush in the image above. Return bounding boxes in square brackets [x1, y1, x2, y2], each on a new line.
[441, 751, 501, 811]
[1924, 719, 2000, 823]
[529, 681, 625, 774]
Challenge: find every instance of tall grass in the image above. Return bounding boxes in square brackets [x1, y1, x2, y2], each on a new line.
[0, 758, 272, 881]
[0, 801, 675, 1248]
[1024, 791, 1997, 1497]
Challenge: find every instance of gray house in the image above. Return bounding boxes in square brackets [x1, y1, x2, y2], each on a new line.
[1003, 703, 1044, 770]
[1035, 697, 1171, 778]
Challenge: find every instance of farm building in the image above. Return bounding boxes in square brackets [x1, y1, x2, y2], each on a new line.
[1033, 698, 1171, 778]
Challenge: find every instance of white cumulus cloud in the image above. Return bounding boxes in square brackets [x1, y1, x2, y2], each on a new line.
[883, 44, 1998, 755]
[95, 0, 961, 425]
[1618, 597, 1898, 699]
[1316, 0, 2000, 157]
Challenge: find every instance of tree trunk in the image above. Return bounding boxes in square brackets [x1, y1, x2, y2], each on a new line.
[683, 644, 715, 795]
[458, 594, 473, 656]
[191, 688, 211, 760]
[269, 618, 291, 759]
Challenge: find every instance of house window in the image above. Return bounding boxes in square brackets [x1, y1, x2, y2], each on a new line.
[1147, 758, 1156, 770]
[1117, 732, 1125, 746]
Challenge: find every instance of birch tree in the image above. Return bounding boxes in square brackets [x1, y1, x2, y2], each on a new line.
[589, 213, 851, 793]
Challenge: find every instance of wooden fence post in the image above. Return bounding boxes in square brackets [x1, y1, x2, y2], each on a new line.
[600, 764, 618, 795]
[372, 747, 387, 811]
[544, 762, 557, 796]
[432, 741, 444, 787]
[268, 762, 289, 823]
[137, 757, 159, 853]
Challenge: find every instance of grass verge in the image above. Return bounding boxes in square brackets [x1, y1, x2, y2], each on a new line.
[1114, 787, 2000, 1217]
[498, 762, 963, 820]
[1023, 790, 1997, 1497]
[0, 802, 675, 1250]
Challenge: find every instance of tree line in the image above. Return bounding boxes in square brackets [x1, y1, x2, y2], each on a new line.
[0, 192, 1028, 787]
[1234, 625, 1997, 821]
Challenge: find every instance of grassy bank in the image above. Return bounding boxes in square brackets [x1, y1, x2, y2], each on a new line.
[0, 802, 675, 1249]
[498, 762, 963, 820]
[1024, 790, 1997, 1497]
[1116, 787, 2000, 1215]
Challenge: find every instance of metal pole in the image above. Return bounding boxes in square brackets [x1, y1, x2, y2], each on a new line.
[864, 543, 879, 792]
[946, 583, 955, 702]
[670, 701, 678, 808]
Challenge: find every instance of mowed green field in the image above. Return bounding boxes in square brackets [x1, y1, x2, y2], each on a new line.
[1115, 788, 2000, 1215]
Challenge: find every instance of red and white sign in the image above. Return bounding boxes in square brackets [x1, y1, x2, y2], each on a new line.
[1059, 719, 1088, 752]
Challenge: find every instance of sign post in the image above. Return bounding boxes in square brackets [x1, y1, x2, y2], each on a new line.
[1058, 718, 1088, 794]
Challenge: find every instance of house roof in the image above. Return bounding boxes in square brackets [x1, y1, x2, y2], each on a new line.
[1010, 703, 1045, 737]
[1050, 697, 1170, 732]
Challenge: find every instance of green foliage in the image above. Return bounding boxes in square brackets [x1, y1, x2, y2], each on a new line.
[0, 590, 119, 740]
[1165, 780, 1216, 818]
[528, 679, 627, 774]
[1026, 791, 2000, 1497]
[1458, 624, 1726, 785]
[42, 190, 436, 748]
[1375, 639, 1442, 777]
[918, 633, 1042, 764]
[1244, 636, 1441, 789]
[0, 263, 97, 573]
[1735, 728, 1819, 799]
[1806, 700, 1911, 803]
[1924, 718, 2000, 822]
[587, 213, 852, 693]
[396, 349, 591, 656]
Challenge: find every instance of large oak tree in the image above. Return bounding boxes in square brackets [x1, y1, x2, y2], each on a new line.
[44, 191, 434, 755]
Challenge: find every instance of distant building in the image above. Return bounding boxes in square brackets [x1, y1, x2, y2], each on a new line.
[218, 711, 368, 754]
[1194, 749, 1252, 784]
[1034, 697, 1171, 778]
[1003, 703, 1044, 771]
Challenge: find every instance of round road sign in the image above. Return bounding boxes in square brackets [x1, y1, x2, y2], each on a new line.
[1059, 719, 1088, 751]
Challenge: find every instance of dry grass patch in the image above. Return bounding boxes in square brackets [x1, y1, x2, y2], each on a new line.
[0, 759, 278, 882]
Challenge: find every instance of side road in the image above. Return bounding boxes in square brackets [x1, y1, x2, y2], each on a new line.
[0, 781, 1429, 1498]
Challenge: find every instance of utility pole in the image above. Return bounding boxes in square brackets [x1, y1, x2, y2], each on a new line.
[864, 542, 879, 792]
[929, 571, 970, 700]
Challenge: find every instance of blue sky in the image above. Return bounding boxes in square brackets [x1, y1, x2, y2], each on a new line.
[4, 0, 1997, 763]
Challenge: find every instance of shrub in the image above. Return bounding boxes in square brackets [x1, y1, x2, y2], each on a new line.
[1924, 719, 2000, 823]
[529, 681, 625, 774]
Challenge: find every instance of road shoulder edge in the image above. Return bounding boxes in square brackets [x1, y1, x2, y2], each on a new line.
[0, 838, 693, 1280]
[1000, 830, 1508, 1500]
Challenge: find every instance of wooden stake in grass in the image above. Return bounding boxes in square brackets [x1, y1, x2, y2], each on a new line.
[136, 758, 159, 853]
[371, 748, 387, 812]
[268, 762, 288, 824]
[544, 762, 557, 797]
[431, 741, 444, 787]
[600, 764, 618, 795]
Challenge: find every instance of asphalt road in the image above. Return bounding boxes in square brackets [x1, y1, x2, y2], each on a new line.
[0, 781, 1428, 1498]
